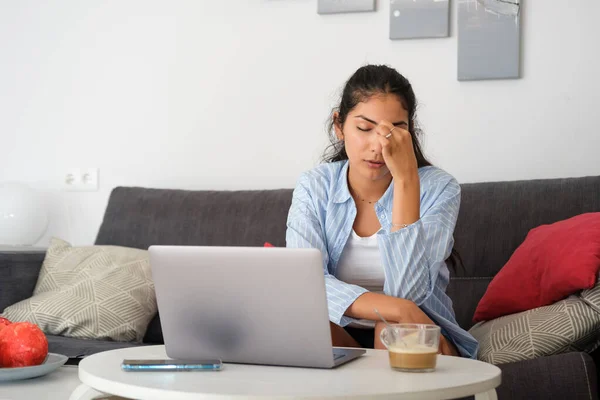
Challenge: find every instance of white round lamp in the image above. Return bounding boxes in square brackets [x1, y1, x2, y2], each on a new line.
[0, 182, 49, 246]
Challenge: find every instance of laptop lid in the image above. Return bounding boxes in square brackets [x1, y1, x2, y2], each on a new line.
[149, 246, 342, 368]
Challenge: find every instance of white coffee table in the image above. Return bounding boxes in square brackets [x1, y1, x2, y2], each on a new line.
[0, 365, 97, 400]
[76, 345, 501, 400]
[0, 364, 110, 400]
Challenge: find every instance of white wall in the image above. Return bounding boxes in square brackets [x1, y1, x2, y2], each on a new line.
[1, 1, 599, 246]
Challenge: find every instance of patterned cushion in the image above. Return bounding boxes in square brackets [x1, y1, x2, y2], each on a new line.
[469, 282, 600, 364]
[1, 238, 156, 342]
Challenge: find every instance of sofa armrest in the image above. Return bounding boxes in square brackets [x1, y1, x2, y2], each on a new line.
[0, 250, 45, 313]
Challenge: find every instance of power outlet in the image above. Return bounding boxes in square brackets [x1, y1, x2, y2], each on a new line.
[318, 0, 376, 14]
[64, 168, 99, 192]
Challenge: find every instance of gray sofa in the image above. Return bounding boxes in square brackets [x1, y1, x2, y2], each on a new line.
[2, 174, 600, 399]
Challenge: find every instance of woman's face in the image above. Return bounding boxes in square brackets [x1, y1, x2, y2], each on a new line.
[335, 94, 409, 182]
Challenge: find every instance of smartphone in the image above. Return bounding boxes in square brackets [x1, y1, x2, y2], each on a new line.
[121, 359, 223, 371]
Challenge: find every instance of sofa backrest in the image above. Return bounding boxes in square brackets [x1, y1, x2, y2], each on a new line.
[96, 175, 600, 330]
[95, 187, 293, 249]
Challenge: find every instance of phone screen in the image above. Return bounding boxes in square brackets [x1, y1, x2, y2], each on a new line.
[121, 359, 223, 371]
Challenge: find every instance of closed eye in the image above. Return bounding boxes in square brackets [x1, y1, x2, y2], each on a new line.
[357, 127, 371, 132]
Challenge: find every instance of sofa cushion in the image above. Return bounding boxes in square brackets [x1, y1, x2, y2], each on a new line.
[446, 277, 492, 330]
[95, 187, 294, 250]
[473, 213, 600, 323]
[470, 282, 600, 365]
[0, 249, 45, 313]
[1, 238, 156, 342]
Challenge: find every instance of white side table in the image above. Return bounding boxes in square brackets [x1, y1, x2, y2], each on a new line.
[76, 345, 501, 400]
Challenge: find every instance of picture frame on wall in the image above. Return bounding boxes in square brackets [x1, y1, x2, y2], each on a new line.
[457, 0, 522, 81]
[389, 0, 450, 40]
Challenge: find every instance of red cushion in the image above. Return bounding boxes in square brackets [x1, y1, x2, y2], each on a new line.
[264, 242, 275, 247]
[473, 213, 600, 323]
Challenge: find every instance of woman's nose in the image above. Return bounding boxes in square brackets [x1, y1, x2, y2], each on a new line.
[370, 133, 383, 154]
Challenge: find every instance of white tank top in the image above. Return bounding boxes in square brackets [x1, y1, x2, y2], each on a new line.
[336, 230, 385, 329]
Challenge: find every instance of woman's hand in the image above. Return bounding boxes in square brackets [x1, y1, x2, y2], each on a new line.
[375, 121, 418, 182]
[390, 298, 436, 325]
[391, 299, 459, 356]
[346, 294, 460, 356]
[439, 336, 459, 356]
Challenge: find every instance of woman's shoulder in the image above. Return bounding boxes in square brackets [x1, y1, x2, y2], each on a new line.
[418, 166, 461, 198]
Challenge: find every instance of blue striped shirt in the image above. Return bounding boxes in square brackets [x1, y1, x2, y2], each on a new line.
[285, 161, 478, 358]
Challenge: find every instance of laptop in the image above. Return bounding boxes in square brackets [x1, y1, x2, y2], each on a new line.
[148, 245, 365, 369]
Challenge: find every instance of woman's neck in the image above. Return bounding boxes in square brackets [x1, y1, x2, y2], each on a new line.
[347, 166, 392, 203]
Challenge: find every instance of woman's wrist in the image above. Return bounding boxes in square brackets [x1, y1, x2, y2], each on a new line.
[391, 170, 419, 188]
[387, 298, 415, 323]
[391, 179, 420, 230]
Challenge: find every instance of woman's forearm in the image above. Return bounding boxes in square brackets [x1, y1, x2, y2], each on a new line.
[346, 293, 459, 356]
[391, 177, 420, 232]
[345, 292, 411, 322]
[345, 292, 437, 327]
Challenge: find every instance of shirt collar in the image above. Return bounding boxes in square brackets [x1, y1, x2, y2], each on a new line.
[332, 161, 352, 204]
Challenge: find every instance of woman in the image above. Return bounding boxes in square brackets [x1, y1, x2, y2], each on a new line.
[286, 65, 478, 358]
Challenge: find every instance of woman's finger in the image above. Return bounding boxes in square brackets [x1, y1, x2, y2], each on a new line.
[394, 127, 412, 143]
[376, 134, 392, 157]
[439, 336, 446, 354]
[376, 123, 396, 138]
[439, 335, 459, 356]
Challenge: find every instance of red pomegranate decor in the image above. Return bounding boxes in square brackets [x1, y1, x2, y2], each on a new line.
[0, 317, 11, 333]
[0, 322, 48, 368]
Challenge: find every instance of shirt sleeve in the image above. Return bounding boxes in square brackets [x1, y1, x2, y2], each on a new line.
[286, 174, 368, 326]
[429, 305, 479, 359]
[377, 176, 461, 305]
